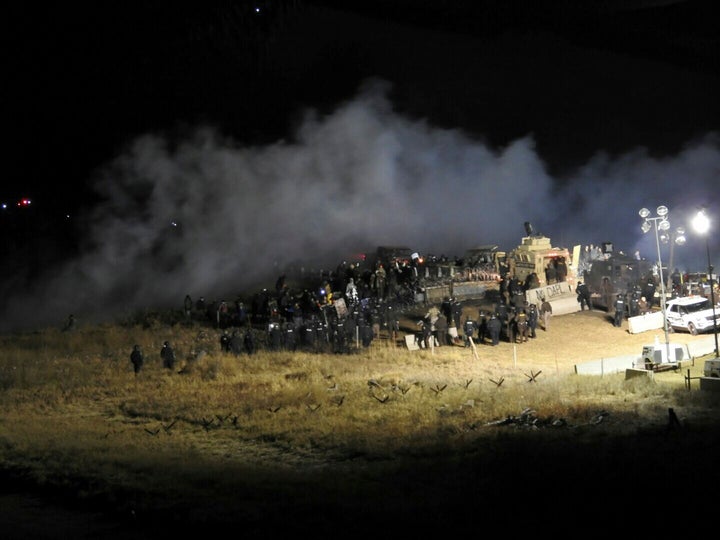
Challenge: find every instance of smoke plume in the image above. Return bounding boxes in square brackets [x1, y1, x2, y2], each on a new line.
[1, 80, 718, 331]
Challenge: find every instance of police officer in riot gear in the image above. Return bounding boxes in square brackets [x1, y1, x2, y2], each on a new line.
[487, 313, 502, 346]
[463, 316, 478, 348]
[576, 280, 592, 311]
[613, 294, 625, 327]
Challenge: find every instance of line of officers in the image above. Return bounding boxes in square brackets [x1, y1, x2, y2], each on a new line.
[416, 296, 548, 349]
[218, 299, 400, 355]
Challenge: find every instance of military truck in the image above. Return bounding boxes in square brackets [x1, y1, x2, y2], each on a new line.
[581, 251, 655, 311]
[503, 234, 582, 315]
[423, 232, 581, 313]
[373, 229, 583, 313]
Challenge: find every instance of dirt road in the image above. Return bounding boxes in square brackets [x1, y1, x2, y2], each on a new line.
[397, 299, 703, 376]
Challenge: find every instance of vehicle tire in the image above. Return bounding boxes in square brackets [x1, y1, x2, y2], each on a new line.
[688, 322, 698, 336]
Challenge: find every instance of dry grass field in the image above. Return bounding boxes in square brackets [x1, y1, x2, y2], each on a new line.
[0, 298, 718, 538]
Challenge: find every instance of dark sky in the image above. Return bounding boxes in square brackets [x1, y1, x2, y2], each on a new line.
[2, 0, 719, 331]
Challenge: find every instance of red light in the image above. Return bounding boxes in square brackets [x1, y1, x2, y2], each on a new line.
[17, 198, 32, 207]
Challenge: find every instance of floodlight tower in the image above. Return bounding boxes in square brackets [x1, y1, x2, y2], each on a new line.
[639, 206, 671, 362]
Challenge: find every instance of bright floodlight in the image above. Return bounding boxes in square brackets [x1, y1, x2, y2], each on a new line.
[659, 220, 670, 231]
[641, 221, 651, 233]
[639, 208, 650, 218]
[657, 205, 668, 217]
[675, 227, 686, 245]
[693, 207, 718, 356]
[693, 210, 710, 235]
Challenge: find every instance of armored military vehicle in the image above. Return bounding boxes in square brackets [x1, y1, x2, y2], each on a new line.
[503, 233, 581, 315]
[581, 252, 655, 311]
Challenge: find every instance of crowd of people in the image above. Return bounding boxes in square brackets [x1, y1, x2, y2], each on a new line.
[169, 249, 581, 362]
[128, 249, 720, 370]
[171, 259, 423, 359]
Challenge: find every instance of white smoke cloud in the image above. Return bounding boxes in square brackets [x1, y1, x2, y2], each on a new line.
[1, 80, 718, 331]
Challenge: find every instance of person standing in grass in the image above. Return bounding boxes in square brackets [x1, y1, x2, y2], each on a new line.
[161, 341, 176, 370]
[418, 316, 433, 349]
[434, 312, 448, 346]
[244, 329, 256, 355]
[228, 329, 244, 355]
[385, 304, 400, 344]
[130, 345, 144, 375]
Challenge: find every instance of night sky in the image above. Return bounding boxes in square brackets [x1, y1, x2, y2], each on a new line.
[2, 0, 719, 331]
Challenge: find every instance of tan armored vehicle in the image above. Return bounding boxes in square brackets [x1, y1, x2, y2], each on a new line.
[504, 233, 581, 315]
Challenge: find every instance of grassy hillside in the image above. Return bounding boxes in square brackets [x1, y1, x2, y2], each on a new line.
[1, 302, 718, 537]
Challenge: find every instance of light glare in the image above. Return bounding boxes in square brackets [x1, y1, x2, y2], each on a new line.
[692, 210, 710, 234]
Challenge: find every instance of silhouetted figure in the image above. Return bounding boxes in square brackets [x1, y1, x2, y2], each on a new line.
[515, 309, 529, 343]
[527, 303, 538, 338]
[220, 330, 230, 352]
[130, 345, 144, 375]
[555, 257, 568, 282]
[161, 341, 176, 370]
[435, 313, 448, 346]
[62, 314, 76, 332]
[419, 316, 433, 349]
[576, 281, 593, 311]
[487, 314, 502, 346]
[463, 316, 477, 348]
[244, 329, 256, 355]
[613, 294, 625, 327]
[229, 330, 244, 355]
